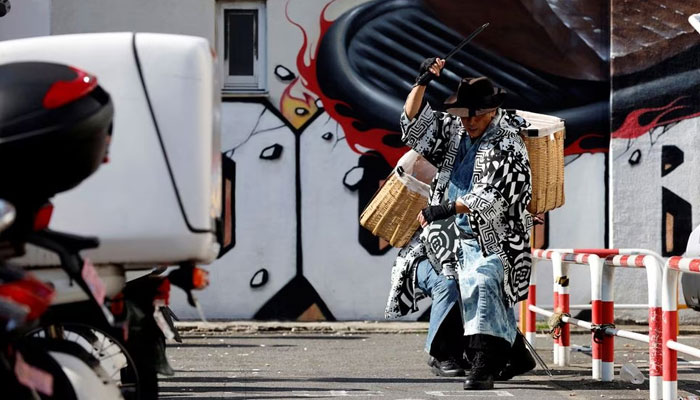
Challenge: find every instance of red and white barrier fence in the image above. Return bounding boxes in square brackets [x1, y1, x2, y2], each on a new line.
[528, 249, 663, 400]
[662, 256, 700, 400]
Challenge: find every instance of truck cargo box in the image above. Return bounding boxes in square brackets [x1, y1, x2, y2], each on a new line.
[0, 32, 222, 266]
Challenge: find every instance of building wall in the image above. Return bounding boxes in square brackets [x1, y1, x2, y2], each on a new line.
[610, 1, 700, 321]
[4, 0, 698, 322]
[51, 0, 215, 45]
[174, 0, 610, 321]
[0, 0, 49, 40]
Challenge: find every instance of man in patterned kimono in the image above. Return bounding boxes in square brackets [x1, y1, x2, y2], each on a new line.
[386, 57, 534, 390]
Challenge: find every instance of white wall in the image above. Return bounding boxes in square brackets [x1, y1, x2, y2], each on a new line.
[51, 0, 215, 45]
[299, 111, 399, 320]
[175, 101, 298, 319]
[612, 116, 700, 322]
[0, 0, 50, 41]
[532, 153, 606, 319]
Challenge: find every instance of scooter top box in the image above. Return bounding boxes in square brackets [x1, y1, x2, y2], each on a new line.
[0, 62, 112, 210]
[0, 33, 222, 266]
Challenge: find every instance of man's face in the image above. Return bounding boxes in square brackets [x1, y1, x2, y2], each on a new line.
[461, 111, 496, 138]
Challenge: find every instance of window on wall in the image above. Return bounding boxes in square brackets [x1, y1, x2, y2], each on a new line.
[217, 1, 266, 94]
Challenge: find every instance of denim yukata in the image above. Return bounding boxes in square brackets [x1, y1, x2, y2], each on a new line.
[447, 128, 518, 345]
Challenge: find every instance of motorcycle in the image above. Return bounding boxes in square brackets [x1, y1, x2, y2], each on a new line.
[0, 61, 128, 399]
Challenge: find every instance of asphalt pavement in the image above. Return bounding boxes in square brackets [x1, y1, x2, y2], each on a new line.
[161, 322, 700, 399]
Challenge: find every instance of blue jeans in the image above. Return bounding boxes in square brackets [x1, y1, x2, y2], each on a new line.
[415, 258, 461, 356]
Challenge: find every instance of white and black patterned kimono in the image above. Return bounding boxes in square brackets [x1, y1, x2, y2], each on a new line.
[385, 102, 533, 324]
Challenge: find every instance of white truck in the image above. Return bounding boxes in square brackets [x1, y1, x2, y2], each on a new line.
[0, 32, 223, 302]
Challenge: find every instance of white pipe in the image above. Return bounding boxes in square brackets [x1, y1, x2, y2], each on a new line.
[643, 254, 664, 400]
[603, 327, 649, 343]
[667, 340, 700, 359]
[588, 255, 603, 380]
[526, 258, 538, 348]
[644, 255, 663, 309]
[650, 376, 662, 400]
[663, 381, 676, 400]
[559, 261, 571, 367]
[538, 304, 649, 310]
[663, 267, 679, 313]
[601, 264, 615, 382]
[529, 304, 553, 317]
[525, 332, 537, 345]
[552, 252, 562, 365]
[662, 267, 679, 400]
[529, 305, 650, 344]
[611, 303, 649, 309]
[557, 346, 570, 366]
[602, 362, 614, 383]
[529, 305, 593, 330]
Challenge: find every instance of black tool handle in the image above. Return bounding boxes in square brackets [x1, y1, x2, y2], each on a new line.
[414, 22, 490, 86]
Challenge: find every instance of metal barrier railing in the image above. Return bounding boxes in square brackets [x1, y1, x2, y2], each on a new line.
[528, 249, 663, 400]
[662, 256, 700, 400]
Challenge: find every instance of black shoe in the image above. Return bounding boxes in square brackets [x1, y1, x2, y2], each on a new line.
[496, 333, 536, 381]
[463, 351, 494, 390]
[463, 374, 494, 390]
[430, 357, 466, 377]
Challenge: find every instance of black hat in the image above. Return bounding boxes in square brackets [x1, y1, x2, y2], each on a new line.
[444, 77, 506, 117]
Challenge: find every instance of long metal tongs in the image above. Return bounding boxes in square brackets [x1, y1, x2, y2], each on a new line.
[415, 22, 490, 83]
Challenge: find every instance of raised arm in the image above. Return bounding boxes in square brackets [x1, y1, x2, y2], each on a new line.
[400, 58, 452, 165]
[404, 58, 445, 120]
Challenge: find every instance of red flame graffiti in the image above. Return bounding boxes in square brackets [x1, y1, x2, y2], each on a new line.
[564, 133, 607, 156]
[612, 97, 700, 140]
[284, 0, 407, 166]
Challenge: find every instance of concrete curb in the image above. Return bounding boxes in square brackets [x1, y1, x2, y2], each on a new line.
[174, 320, 700, 335]
[175, 321, 429, 334]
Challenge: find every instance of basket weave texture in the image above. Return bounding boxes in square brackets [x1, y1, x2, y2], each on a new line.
[523, 129, 565, 214]
[359, 173, 426, 248]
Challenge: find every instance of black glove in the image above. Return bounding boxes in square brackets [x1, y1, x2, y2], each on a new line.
[421, 201, 456, 223]
[415, 57, 438, 86]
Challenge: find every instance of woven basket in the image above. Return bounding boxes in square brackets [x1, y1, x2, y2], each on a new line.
[517, 110, 565, 214]
[360, 171, 428, 248]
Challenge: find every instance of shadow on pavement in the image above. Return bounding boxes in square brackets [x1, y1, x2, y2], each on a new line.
[160, 376, 463, 384]
[179, 335, 369, 341]
[167, 343, 295, 349]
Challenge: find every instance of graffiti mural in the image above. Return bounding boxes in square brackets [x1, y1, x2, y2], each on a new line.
[8, 0, 696, 320]
[169, 0, 613, 321]
[610, 1, 700, 312]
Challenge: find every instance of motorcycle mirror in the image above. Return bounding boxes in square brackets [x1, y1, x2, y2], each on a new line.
[0, 199, 16, 233]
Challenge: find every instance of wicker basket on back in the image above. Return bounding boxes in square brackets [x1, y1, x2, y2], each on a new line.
[515, 110, 565, 214]
[359, 150, 435, 248]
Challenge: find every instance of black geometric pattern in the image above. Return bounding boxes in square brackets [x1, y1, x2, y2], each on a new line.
[385, 232, 427, 319]
[661, 145, 683, 177]
[464, 111, 533, 306]
[399, 102, 462, 207]
[661, 187, 692, 257]
[422, 215, 461, 278]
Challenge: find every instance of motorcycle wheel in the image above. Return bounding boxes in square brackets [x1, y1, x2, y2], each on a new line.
[28, 323, 140, 400]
